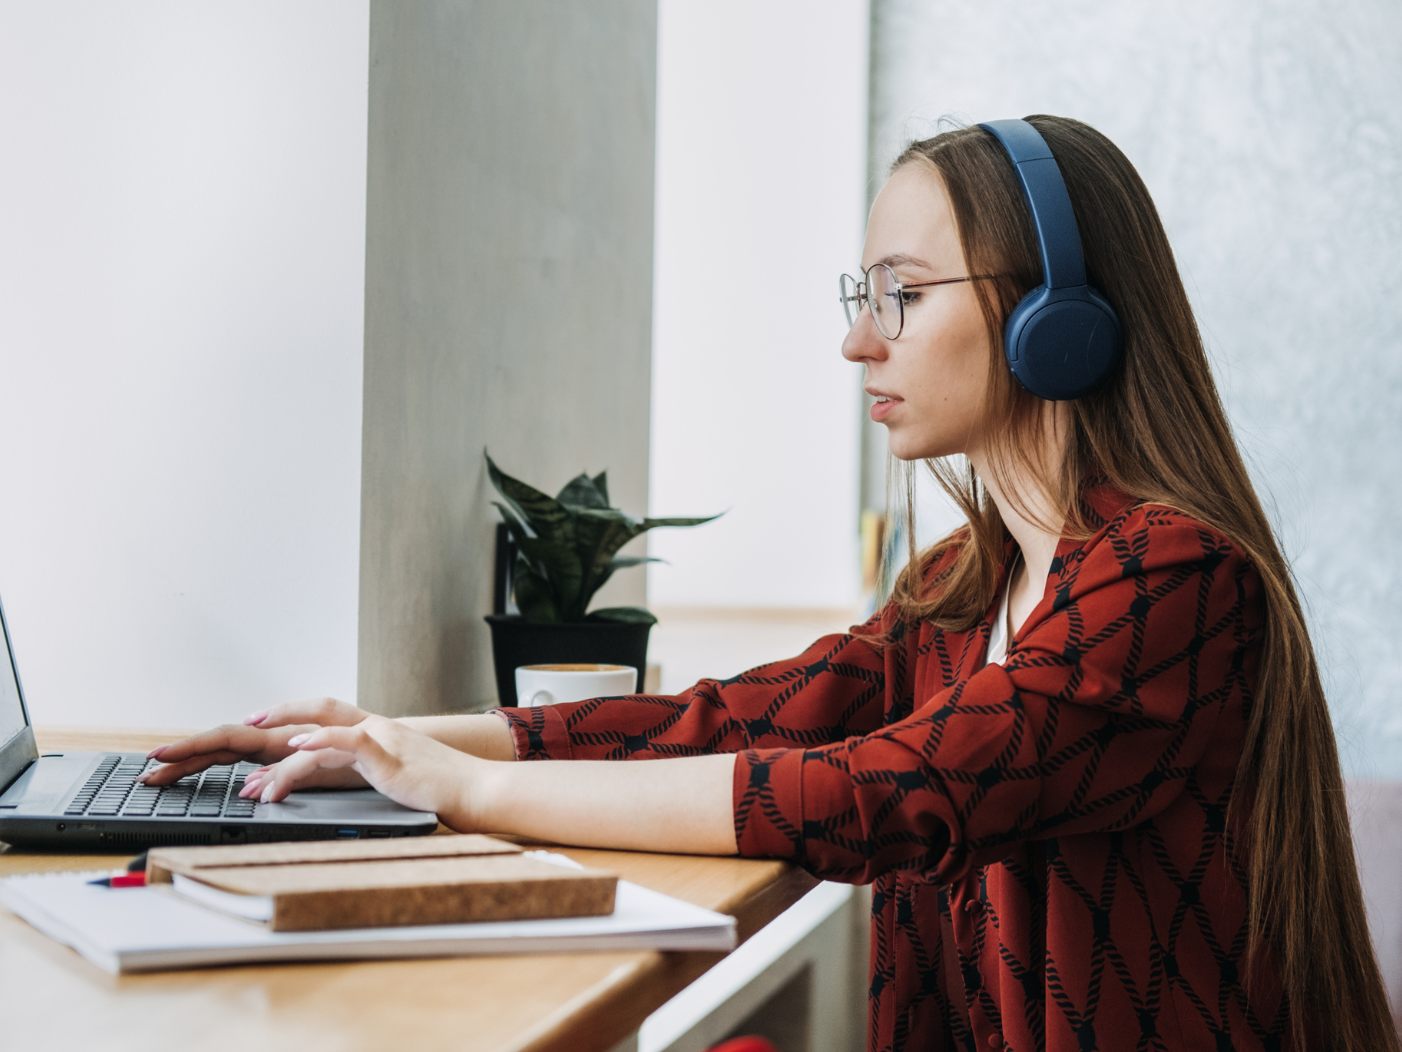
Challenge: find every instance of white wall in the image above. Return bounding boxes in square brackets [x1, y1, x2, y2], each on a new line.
[868, 1, 1402, 779]
[0, 3, 369, 730]
[647, 0, 869, 612]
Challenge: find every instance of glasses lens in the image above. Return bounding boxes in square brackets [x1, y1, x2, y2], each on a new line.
[839, 273, 860, 327]
[868, 263, 900, 339]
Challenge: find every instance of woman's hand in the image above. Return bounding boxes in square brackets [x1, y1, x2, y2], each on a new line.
[242, 715, 491, 831]
[140, 697, 372, 789]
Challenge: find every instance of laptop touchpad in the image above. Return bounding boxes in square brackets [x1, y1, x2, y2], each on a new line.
[0, 753, 91, 811]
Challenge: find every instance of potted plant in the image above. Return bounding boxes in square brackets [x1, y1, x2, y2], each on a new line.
[482, 449, 723, 706]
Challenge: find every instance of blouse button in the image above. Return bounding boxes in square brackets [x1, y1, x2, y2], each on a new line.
[986, 1034, 1002, 1048]
[963, 899, 983, 914]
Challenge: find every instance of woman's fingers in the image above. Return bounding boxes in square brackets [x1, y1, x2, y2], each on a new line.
[147, 701, 365, 784]
[141, 702, 369, 793]
[143, 722, 320, 784]
[142, 723, 318, 783]
[256, 744, 361, 803]
[239, 750, 349, 798]
[141, 750, 248, 786]
[275, 722, 401, 801]
[280, 717, 477, 826]
[289, 723, 392, 763]
[243, 698, 366, 730]
[146, 724, 271, 764]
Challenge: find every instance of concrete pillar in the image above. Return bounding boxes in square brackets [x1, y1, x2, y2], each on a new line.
[361, 1, 658, 715]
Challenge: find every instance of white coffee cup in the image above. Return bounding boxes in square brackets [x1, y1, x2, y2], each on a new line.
[515, 662, 638, 708]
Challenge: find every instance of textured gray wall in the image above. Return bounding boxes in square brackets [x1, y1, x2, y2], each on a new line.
[361, 2, 657, 716]
[868, 2, 1402, 777]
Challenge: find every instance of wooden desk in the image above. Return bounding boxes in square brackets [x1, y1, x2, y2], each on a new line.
[0, 729, 819, 1052]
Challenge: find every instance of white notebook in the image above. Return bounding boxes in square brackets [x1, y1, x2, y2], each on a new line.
[0, 851, 736, 974]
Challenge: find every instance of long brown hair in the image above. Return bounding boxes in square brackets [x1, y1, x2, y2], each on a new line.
[868, 114, 1397, 1050]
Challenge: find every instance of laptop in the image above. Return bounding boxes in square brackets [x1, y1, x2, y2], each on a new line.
[0, 594, 438, 850]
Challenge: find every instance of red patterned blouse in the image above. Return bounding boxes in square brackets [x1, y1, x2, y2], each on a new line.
[490, 481, 1291, 1051]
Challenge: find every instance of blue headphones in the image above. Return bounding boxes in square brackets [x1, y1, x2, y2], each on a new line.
[976, 119, 1122, 400]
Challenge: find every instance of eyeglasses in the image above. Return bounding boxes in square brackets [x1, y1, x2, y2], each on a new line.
[839, 263, 996, 340]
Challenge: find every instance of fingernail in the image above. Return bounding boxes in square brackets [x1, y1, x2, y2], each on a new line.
[146, 747, 164, 759]
[287, 733, 309, 747]
[244, 711, 268, 725]
[260, 785, 274, 803]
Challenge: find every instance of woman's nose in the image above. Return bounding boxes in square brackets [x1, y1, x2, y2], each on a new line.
[841, 309, 888, 364]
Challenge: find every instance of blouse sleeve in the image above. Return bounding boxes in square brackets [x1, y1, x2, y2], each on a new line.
[485, 602, 907, 763]
[731, 514, 1265, 885]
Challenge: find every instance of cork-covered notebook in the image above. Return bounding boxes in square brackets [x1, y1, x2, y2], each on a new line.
[145, 834, 619, 932]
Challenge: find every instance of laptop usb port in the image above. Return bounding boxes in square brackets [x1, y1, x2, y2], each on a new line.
[335, 828, 360, 838]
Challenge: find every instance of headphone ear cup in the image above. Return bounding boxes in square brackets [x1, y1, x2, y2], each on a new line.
[1003, 286, 1122, 400]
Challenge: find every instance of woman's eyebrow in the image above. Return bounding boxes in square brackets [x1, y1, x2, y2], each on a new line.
[861, 252, 932, 270]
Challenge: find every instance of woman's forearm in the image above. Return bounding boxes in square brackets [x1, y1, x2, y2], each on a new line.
[399, 713, 516, 762]
[475, 753, 739, 856]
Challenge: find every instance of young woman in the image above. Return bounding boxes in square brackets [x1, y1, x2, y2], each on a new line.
[145, 115, 1396, 1051]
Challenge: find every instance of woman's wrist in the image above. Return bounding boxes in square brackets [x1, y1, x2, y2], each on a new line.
[464, 755, 513, 834]
[398, 712, 517, 762]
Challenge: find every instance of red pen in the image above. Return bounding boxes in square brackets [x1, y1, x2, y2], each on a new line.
[87, 850, 150, 888]
[88, 871, 146, 888]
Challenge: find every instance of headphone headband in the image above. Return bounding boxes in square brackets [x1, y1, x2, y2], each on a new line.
[976, 119, 1087, 290]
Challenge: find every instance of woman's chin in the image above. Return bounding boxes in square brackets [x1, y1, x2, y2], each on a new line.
[889, 434, 961, 462]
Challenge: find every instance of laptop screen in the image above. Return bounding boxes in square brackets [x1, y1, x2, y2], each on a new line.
[0, 600, 30, 751]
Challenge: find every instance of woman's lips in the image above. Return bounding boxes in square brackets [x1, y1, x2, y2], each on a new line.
[870, 397, 901, 422]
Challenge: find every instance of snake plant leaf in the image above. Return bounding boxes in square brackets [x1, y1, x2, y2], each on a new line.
[512, 565, 560, 622]
[490, 500, 579, 598]
[490, 499, 529, 533]
[571, 508, 645, 601]
[572, 506, 642, 529]
[484, 450, 573, 546]
[490, 500, 534, 549]
[574, 508, 726, 599]
[485, 450, 721, 625]
[584, 555, 671, 606]
[585, 606, 659, 625]
[609, 555, 669, 569]
[557, 471, 610, 510]
[490, 494, 584, 613]
[639, 512, 727, 529]
[515, 535, 584, 606]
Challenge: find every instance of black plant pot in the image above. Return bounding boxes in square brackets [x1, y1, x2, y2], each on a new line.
[483, 614, 653, 707]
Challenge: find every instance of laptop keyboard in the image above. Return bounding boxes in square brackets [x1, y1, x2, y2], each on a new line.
[64, 755, 260, 819]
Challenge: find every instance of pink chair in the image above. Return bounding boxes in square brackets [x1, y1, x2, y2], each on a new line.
[705, 1038, 781, 1052]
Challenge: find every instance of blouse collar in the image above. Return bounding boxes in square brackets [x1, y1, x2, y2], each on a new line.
[991, 475, 1137, 649]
